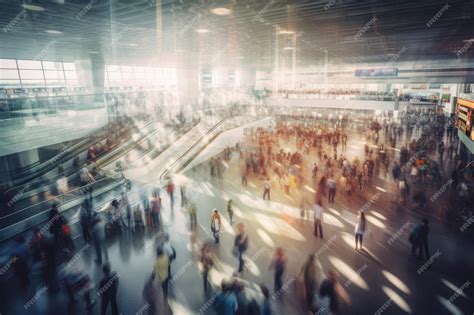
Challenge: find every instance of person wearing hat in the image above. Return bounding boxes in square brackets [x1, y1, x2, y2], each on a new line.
[211, 209, 222, 244]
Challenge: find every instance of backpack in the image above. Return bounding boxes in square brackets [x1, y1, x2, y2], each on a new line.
[409, 224, 422, 244]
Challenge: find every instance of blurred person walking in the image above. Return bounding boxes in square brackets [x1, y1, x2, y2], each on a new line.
[200, 243, 214, 293]
[211, 209, 222, 244]
[162, 234, 176, 282]
[153, 247, 170, 297]
[92, 214, 108, 264]
[354, 211, 370, 250]
[313, 199, 324, 239]
[187, 199, 198, 231]
[327, 177, 336, 204]
[234, 223, 249, 274]
[409, 219, 430, 261]
[151, 192, 162, 229]
[227, 199, 235, 225]
[263, 178, 271, 200]
[269, 248, 287, 293]
[142, 273, 165, 315]
[99, 262, 119, 315]
[11, 235, 30, 288]
[300, 254, 317, 308]
[319, 271, 351, 315]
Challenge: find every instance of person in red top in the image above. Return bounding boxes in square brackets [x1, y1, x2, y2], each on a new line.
[166, 179, 174, 211]
[151, 192, 162, 228]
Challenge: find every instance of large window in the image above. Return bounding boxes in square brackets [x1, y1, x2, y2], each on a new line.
[0, 58, 78, 88]
[105, 65, 177, 88]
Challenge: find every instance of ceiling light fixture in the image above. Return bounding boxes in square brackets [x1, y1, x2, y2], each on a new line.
[89, 51, 99, 54]
[196, 28, 210, 33]
[22, 4, 45, 11]
[128, 43, 138, 46]
[283, 47, 294, 50]
[278, 30, 295, 35]
[45, 30, 63, 35]
[211, 7, 232, 16]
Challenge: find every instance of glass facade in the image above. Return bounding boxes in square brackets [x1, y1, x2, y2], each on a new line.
[0, 58, 78, 88]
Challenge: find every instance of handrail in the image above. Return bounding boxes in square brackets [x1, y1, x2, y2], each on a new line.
[159, 117, 230, 182]
[105, 117, 202, 169]
[0, 174, 128, 242]
[0, 170, 122, 220]
[3, 118, 155, 196]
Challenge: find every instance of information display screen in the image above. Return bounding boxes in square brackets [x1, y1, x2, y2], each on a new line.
[455, 98, 474, 141]
[355, 68, 398, 77]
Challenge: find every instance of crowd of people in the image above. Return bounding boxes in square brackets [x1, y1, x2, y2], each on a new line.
[2, 105, 473, 315]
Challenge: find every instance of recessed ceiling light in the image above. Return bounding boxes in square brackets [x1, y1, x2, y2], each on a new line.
[211, 7, 232, 16]
[128, 43, 138, 46]
[196, 28, 210, 33]
[22, 4, 45, 11]
[45, 30, 63, 35]
[278, 30, 294, 35]
[283, 47, 294, 50]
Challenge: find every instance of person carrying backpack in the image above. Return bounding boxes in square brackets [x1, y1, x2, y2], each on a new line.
[409, 219, 430, 260]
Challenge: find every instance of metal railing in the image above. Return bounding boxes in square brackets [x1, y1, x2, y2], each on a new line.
[0, 171, 128, 241]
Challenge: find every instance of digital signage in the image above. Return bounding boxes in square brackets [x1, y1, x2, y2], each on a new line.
[455, 98, 474, 141]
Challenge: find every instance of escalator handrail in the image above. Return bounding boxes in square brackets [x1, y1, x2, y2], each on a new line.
[98, 117, 202, 170]
[159, 116, 231, 182]
[0, 171, 124, 220]
[3, 118, 156, 196]
[0, 175, 128, 242]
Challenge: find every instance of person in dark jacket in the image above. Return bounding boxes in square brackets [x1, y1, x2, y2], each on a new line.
[11, 235, 30, 288]
[99, 262, 119, 315]
[269, 248, 286, 293]
[48, 203, 63, 248]
[259, 285, 273, 315]
[319, 271, 339, 314]
[80, 198, 92, 243]
[416, 219, 430, 260]
[234, 223, 248, 273]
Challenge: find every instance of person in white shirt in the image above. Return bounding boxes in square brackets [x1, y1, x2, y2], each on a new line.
[313, 199, 324, 238]
[354, 210, 370, 250]
[263, 178, 271, 200]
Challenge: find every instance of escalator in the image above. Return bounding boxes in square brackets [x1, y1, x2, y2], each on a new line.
[0, 107, 254, 242]
[1, 117, 136, 187]
[1, 116, 198, 217]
